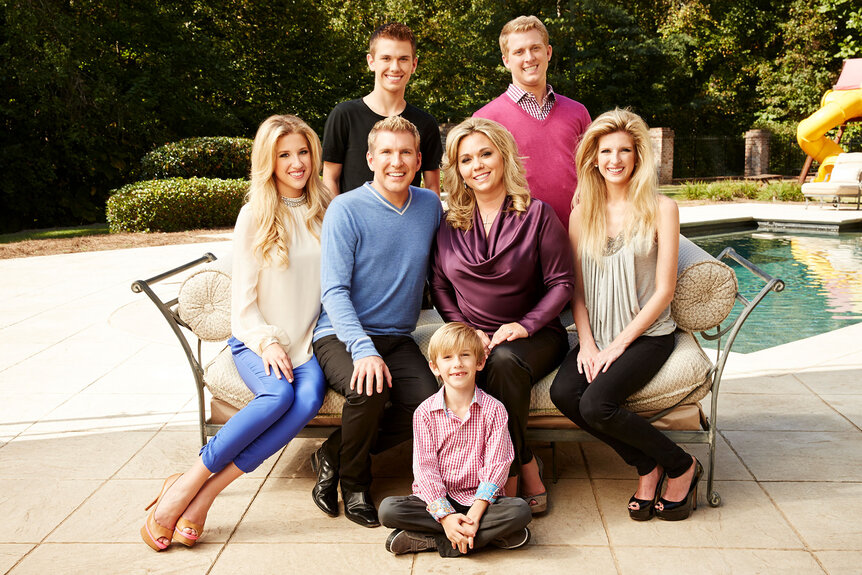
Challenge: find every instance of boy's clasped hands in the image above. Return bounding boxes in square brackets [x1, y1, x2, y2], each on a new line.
[440, 500, 489, 553]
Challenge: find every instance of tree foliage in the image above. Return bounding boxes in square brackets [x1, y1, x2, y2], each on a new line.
[1, 0, 854, 232]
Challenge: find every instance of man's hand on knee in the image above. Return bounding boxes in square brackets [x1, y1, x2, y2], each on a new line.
[350, 355, 393, 396]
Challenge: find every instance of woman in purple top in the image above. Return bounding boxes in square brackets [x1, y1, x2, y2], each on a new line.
[430, 117, 574, 513]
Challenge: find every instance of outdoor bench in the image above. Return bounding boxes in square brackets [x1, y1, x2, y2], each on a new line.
[132, 236, 783, 509]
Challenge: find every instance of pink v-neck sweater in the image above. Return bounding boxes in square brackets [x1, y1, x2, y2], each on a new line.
[474, 94, 590, 229]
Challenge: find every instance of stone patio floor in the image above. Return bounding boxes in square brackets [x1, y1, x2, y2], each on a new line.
[1, 204, 860, 574]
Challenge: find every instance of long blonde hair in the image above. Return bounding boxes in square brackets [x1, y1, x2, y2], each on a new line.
[247, 115, 330, 267]
[442, 117, 531, 231]
[574, 108, 658, 262]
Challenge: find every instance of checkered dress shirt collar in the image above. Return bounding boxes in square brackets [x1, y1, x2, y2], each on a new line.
[505, 83, 556, 120]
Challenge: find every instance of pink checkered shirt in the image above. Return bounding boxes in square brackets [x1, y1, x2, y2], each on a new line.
[506, 83, 557, 120]
[411, 386, 514, 520]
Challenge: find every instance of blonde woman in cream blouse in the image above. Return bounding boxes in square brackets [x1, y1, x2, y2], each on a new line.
[141, 115, 330, 551]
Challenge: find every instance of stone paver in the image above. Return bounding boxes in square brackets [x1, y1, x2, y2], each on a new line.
[0, 206, 860, 574]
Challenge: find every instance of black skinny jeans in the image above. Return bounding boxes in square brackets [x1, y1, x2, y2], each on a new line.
[549, 333, 692, 478]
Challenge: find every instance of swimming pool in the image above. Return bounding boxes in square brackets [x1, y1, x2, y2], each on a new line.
[691, 230, 862, 353]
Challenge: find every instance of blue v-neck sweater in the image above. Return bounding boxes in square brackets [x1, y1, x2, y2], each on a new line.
[313, 183, 442, 360]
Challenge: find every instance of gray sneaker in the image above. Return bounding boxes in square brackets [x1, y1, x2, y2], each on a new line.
[491, 527, 531, 550]
[385, 529, 439, 555]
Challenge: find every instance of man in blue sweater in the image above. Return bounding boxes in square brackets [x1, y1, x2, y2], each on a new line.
[311, 116, 442, 528]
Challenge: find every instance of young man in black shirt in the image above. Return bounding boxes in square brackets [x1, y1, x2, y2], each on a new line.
[322, 23, 443, 196]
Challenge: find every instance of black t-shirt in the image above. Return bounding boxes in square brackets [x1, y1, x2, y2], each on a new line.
[322, 98, 443, 193]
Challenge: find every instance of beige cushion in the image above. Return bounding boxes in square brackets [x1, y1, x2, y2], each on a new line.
[206, 323, 712, 419]
[178, 267, 232, 342]
[530, 330, 712, 415]
[412, 322, 443, 357]
[204, 346, 349, 417]
[209, 397, 339, 427]
[623, 331, 712, 411]
[527, 403, 705, 431]
[203, 345, 253, 409]
[318, 389, 345, 419]
[416, 308, 443, 327]
[672, 236, 737, 332]
[212, 399, 707, 431]
[197, 243, 724, 424]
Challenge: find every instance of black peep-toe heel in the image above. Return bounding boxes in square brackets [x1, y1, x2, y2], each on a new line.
[655, 459, 703, 521]
[628, 471, 665, 521]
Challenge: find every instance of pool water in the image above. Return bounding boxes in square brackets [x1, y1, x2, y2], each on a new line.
[691, 230, 862, 353]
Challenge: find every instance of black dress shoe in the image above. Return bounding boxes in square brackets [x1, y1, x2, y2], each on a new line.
[311, 445, 339, 517]
[342, 489, 380, 527]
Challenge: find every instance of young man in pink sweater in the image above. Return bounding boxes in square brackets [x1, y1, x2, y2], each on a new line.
[473, 15, 590, 229]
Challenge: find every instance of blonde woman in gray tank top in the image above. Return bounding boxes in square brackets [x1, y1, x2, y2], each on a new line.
[549, 109, 702, 522]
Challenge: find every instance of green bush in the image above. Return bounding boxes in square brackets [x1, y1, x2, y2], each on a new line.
[760, 181, 804, 202]
[106, 178, 248, 233]
[140, 137, 253, 180]
[681, 180, 759, 201]
[681, 180, 804, 202]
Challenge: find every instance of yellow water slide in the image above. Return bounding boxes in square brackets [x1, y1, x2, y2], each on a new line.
[797, 58, 862, 182]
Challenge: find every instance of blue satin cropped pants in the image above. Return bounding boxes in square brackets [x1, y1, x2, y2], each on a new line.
[199, 336, 326, 473]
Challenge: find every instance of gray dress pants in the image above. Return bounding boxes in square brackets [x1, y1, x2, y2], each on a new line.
[379, 495, 531, 557]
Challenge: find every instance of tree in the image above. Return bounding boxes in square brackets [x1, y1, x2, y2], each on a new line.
[0, 0, 353, 232]
[753, 0, 839, 134]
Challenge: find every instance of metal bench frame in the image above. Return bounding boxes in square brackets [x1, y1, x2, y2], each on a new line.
[132, 247, 783, 508]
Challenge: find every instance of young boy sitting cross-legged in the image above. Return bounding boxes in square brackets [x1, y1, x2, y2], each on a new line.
[378, 323, 532, 557]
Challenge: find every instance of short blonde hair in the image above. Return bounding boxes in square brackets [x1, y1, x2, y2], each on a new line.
[499, 15, 549, 55]
[441, 117, 530, 231]
[367, 116, 421, 153]
[427, 322, 486, 366]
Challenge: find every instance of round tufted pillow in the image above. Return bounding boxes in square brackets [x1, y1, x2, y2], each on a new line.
[178, 267, 232, 342]
[672, 236, 738, 332]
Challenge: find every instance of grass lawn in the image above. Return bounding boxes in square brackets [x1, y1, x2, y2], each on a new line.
[0, 225, 230, 259]
[0, 224, 109, 244]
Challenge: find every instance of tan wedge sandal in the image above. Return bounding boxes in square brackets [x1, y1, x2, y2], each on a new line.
[140, 473, 182, 551]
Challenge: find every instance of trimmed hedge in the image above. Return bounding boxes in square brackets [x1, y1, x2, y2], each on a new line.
[106, 178, 248, 233]
[141, 137, 253, 179]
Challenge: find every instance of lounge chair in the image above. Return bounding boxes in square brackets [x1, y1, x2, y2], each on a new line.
[802, 152, 862, 209]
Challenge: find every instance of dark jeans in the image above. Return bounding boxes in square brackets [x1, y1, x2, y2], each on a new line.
[313, 335, 438, 492]
[549, 333, 692, 478]
[379, 495, 532, 557]
[477, 326, 569, 475]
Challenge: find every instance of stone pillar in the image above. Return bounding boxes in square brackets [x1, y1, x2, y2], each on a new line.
[744, 129, 771, 177]
[649, 128, 674, 185]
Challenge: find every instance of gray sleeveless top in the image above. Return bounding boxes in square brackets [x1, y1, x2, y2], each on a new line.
[581, 233, 676, 350]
